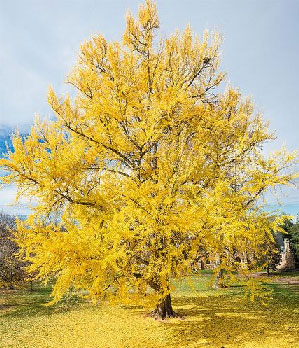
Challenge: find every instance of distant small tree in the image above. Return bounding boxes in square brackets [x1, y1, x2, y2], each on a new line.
[290, 221, 299, 263]
[0, 212, 27, 288]
[264, 236, 281, 276]
[280, 216, 294, 235]
[281, 214, 299, 264]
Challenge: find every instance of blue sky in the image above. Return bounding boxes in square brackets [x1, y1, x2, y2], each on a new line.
[0, 0, 298, 214]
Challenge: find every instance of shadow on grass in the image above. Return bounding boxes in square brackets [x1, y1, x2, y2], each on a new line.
[0, 284, 86, 319]
[164, 284, 299, 347]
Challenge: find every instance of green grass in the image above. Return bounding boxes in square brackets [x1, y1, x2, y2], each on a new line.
[0, 272, 298, 348]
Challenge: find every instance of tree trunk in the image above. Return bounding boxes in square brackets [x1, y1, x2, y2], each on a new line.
[213, 269, 226, 289]
[152, 294, 176, 319]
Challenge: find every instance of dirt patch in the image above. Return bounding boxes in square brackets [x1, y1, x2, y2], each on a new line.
[250, 272, 299, 285]
[0, 288, 19, 295]
[0, 303, 16, 315]
[274, 277, 299, 285]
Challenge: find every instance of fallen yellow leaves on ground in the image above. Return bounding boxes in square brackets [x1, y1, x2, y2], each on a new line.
[0, 276, 298, 348]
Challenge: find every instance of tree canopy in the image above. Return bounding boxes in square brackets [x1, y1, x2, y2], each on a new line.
[0, 0, 297, 317]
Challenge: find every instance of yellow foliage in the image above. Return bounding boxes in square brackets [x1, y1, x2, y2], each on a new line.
[0, 0, 297, 310]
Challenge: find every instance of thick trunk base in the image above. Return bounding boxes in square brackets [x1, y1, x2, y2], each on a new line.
[152, 294, 177, 320]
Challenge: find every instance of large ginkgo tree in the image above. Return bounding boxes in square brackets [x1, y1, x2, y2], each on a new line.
[1, 0, 297, 318]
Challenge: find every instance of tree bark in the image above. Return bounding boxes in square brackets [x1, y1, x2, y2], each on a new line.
[152, 294, 176, 319]
[213, 268, 227, 289]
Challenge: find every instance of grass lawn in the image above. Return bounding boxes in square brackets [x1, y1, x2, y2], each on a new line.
[0, 272, 298, 348]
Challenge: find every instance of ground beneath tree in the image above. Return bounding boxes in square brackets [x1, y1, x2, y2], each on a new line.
[0, 273, 298, 348]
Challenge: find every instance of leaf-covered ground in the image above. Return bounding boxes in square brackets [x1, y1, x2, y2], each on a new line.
[0, 272, 298, 348]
